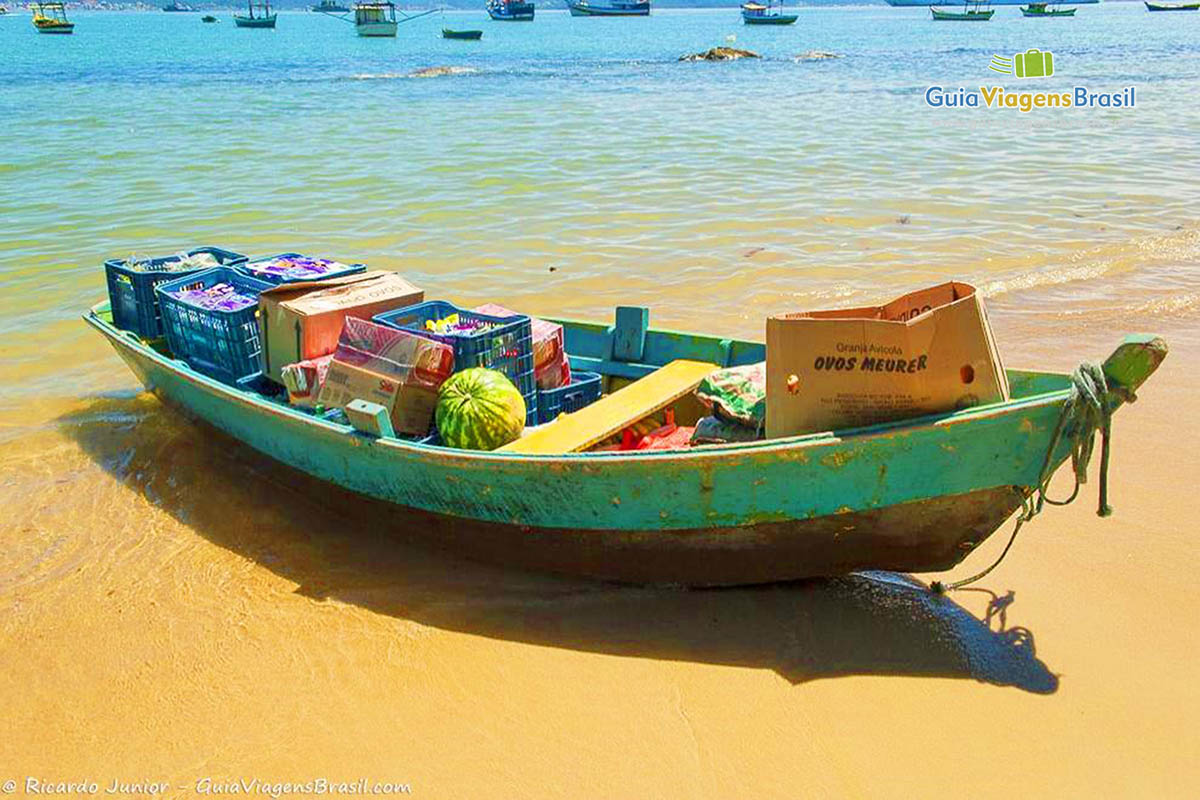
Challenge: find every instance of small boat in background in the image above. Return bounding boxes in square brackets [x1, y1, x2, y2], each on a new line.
[355, 2, 398, 36]
[443, 27, 483, 39]
[565, 0, 650, 16]
[487, 0, 535, 20]
[312, 0, 351, 11]
[1144, 1, 1199, 9]
[741, 0, 798, 24]
[234, 0, 277, 27]
[202, 14, 218, 22]
[931, 1, 994, 20]
[163, 1, 198, 11]
[0, 5, 11, 14]
[32, 1, 74, 33]
[1022, 2, 1076, 14]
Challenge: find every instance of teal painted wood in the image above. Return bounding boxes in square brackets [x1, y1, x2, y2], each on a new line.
[86, 302, 1094, 534]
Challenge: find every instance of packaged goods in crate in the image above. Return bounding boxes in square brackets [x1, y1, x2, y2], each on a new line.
[473, 303, 570, 390]
[258, 271, 424, 384]
[317, 317, 454, 437]
[239, 253, 366, 285]
[155, 267, 273, 384]
[373, 301, 537, 425]
[104, 246, 247, 339]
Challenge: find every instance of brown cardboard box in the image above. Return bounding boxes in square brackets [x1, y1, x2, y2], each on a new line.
[317, 360, 439, 437]
[258, 271, 423, 384]
[766, 282, 1008, 437]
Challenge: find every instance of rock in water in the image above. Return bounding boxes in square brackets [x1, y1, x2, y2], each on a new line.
[795, 51, 843, 62]
[679, 47, 761, 63]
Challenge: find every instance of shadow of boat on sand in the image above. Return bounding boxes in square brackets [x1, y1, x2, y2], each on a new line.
[58, 392, 1059, 694]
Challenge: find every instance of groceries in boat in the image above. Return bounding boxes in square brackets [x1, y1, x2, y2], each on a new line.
[279, 354, 333, 408]
[87, 259, 1168, 584]
[156, 267, 273, 384]
[104, 246, 248, 339]
[239, 253, 365, 285]
[258, 271, 423, 384]
[766, 282, 1007, 438]
[318, 317, 454, 437]
[436, 368, 528, 450]
[473, 303, 570, 390]
[374, 301, 538, 425]
[695, 362, 766, 431]
[691, 415, 763, 445]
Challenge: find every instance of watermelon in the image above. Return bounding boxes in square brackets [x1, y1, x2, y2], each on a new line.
[436, 368, 526, 450]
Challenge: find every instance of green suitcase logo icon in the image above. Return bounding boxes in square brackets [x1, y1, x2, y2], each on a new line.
[1014, 49, 1054, 79]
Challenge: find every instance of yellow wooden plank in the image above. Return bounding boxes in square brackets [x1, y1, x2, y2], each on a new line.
[499, 359, 718, 454]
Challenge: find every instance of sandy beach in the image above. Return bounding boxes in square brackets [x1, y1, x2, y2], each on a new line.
[4, 6, 1200, 797]
[2, 306, 1197, 799]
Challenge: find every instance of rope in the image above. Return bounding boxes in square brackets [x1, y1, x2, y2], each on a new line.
[931, 362, 1120, 594]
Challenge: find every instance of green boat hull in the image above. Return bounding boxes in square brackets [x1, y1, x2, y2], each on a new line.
[84, 302, 1164, 585]
[931, 8, 994, 19]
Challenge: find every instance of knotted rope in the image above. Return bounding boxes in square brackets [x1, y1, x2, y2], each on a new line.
[931, 363, 1123, 593]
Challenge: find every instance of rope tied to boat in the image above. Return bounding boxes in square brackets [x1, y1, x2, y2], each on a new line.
[931, 362, 1121, 594]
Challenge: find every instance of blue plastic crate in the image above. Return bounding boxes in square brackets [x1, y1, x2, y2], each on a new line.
[237, 252, 366, 285]
[372, 300, 537, 425]
[155, 267, 274, 385]
[104, 247, 247, 339]
[537, 371, 602, 424]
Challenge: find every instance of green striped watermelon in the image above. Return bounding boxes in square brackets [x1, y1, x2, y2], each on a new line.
[435, 368, 526, 450]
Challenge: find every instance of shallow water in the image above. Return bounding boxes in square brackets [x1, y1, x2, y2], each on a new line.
[1, 7, 1198, 796]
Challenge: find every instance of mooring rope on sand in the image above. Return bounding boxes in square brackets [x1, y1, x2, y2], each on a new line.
[932, 363, 1121, 594]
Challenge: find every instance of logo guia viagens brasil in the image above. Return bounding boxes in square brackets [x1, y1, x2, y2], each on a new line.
[926, 50, 1135, 113]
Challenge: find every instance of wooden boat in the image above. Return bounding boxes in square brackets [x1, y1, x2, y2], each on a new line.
[443, 27, 483, 39]
[487, 0, 535, 20]
[202, 15, 219, 22]
[1022, 2, 1075, 14]
[84, 299, 1167, 586]
[355, 2, 397, 36]
[565, 0, 650, 17]
[234, 0, 277, 27]
[931, 8, 994, 19]
[1145, 1, 1199, 9]
[741, 1, 798, 24]
[31, 2, 73, 33]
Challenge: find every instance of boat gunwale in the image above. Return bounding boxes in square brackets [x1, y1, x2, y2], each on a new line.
[85, 300, 1074, 465]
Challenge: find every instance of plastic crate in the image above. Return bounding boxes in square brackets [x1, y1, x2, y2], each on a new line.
[155, 267, 274, 385]
[537, 371, 602, 424]
[237, 252, 366, 285]
[104, 247, 247, 339]
[373, 301, 537, 425]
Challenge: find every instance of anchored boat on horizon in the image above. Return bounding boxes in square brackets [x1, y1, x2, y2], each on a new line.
[487, 0, 535, 20]
[565, 0, 650, 17]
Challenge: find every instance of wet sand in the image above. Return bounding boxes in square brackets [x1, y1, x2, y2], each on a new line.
[1, 310, 1197, 799]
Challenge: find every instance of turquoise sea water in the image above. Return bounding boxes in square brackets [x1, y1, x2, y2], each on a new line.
[1, 5, 1199, 409]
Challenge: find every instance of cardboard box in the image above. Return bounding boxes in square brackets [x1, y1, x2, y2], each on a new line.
[766, 282, 1008, 437]
[317, 360, 440, 437]
[258, 271, 423, 384]
[333, 317, 454, 387]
